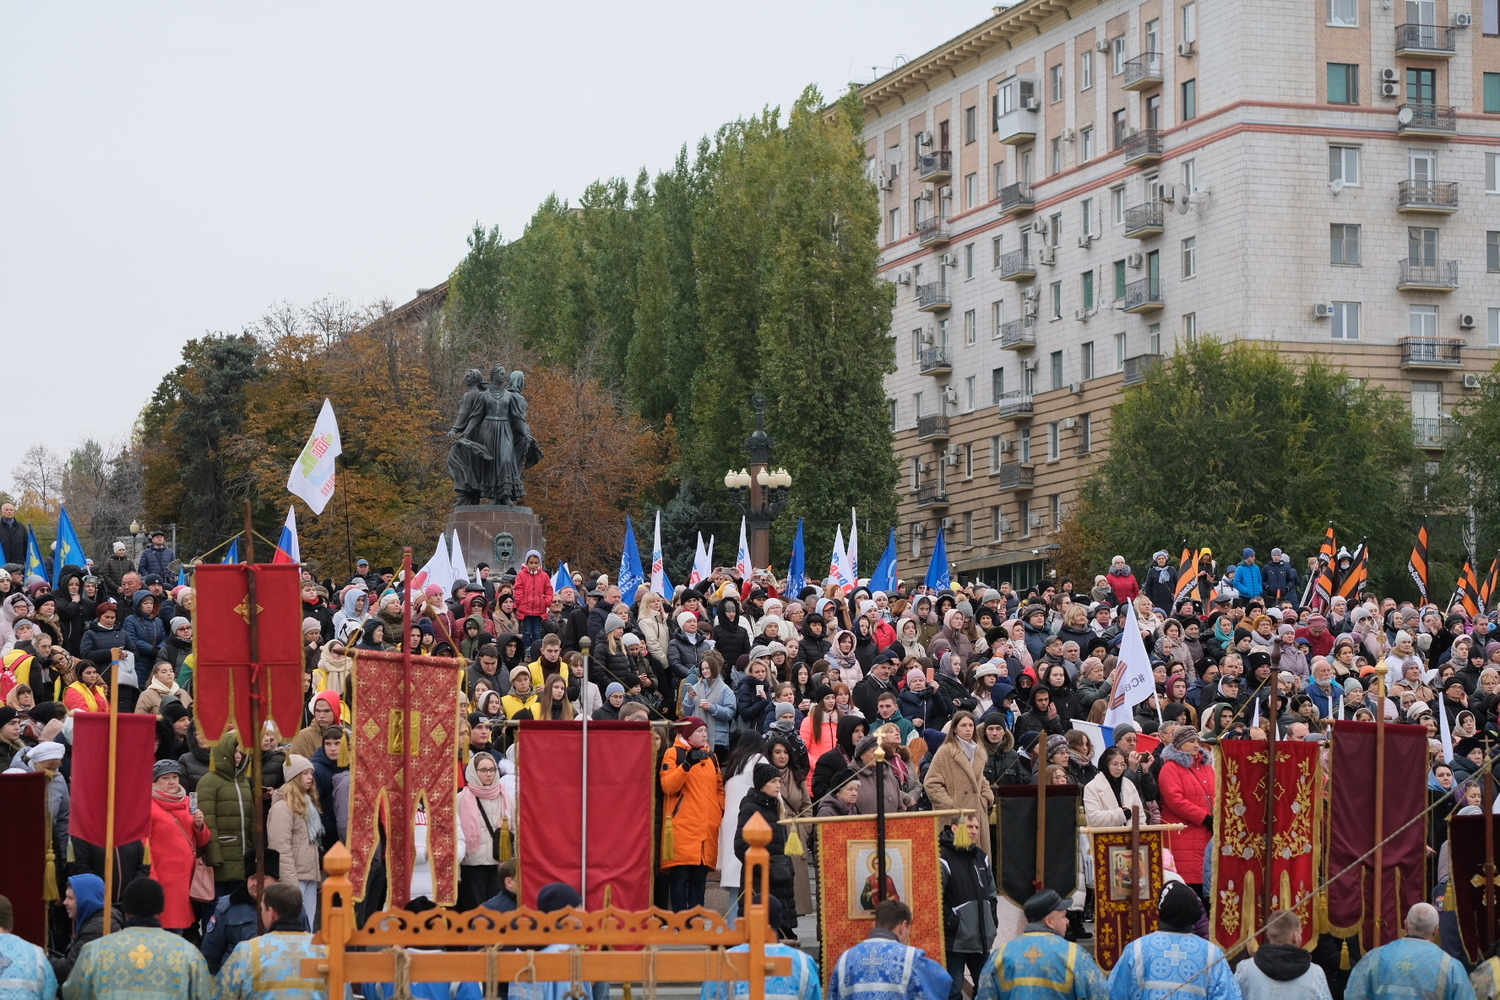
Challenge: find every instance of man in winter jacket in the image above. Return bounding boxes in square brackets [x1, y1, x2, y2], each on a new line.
[136, 530, 176, 580]
[0, 503, 24, 565]
[123, 591, 167, 684]
[1234, 909, 1329, 1000]
[512, 549, 554, 648]
[1234, 548, 1265, 603]
[301, 582, 335, 642]
[854, 654, 899, 719]
[101, 542, 135, 599]
[939, 816, 999, 1000]
[201, 857, 283, 974]
[1262, 548, 1301, 604]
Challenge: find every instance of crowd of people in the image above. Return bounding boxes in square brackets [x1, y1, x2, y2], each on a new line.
[3, 525, 1500, 999]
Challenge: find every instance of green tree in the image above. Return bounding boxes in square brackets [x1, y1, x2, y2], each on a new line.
[445, 224, 508, 354]
[1061, 338, 1425, 597]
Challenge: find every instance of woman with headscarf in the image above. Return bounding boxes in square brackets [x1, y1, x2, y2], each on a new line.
[332, 588, 368, 636]
[850, 616, 879, 670]
[826, 630, 862, 686]
[938, 609, 974, 667]
[712, 596, 753, 668]
[811, 715, 869, 802]
[457, 750, 514, 910]
[895, 616, 926, 661]
[490, 592, 520, 638]
[922, 710, 993, 854]
[1157, 726, 1215, 897]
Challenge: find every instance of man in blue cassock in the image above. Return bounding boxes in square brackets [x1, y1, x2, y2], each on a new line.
[215, 883, 349, 1000]
[701, 897, 821, 1000]
[1346, 903, 1476, 1000]
[828, 901, 951, 1000]
[62, 879, 215, 1000]
[976, 890, 1106, 1000]
[1108, 882, 1241, 1000]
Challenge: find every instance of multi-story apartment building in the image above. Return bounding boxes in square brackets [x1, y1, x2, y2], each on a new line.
[862, 0, 1500, 589]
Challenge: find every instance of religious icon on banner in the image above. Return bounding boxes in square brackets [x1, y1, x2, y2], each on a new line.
[848, 840, 911, 916]
[1091, 829, 1164, 971]
[1107, 845, 1153, 901]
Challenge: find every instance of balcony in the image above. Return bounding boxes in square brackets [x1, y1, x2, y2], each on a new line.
[998, 464, 1035, 491]
[1123, 129, 1164, 166]
[918, 150, 953, 182]
[916, 217, 951, 247]
[1123, 53, 1163, 91]
[916, 282, 952, 312]
[918, 347, 952, 375]
[1397, 180, 1459, 214]
[1413, 417, 1456, 450]
[1397, 104, 1458, 138]
[997, 107, 1039, 146]
[1395, 23, 1456, 57]
[996, 391, 1034, 420]
[1123, 353, 1163, 386]
[1397, 258, 1460, 292]
[1123, 280, 1163, 314]
[999, 182, 1036, 216]
[916, 414, 951, 442]
[999, 318, 1037, 350]
[998, 249, 1037, 282]
[1124, 203, 1165, 239]
[916, 482, 949, 508]
[1399, 336, 1464, 369]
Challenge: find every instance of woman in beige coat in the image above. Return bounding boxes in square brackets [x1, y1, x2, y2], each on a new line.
[266, 753, 324, 921]
[922, 711, 994, 854]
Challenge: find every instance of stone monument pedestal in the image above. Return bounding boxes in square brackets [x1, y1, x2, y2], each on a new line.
[447, 505, 546, 580]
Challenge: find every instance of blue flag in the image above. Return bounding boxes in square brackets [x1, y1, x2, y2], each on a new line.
[925, 527, 950, 591]
[24, 525, 46, 581]
[552, 561, 574, 593]
[223, 537, 239, 564]
[784, 519, 807, 597]
[618, 516, 645, 601]
[52, 506, 87, 586]
[178, 566, 187, 586]
[870, 528, 899, 594]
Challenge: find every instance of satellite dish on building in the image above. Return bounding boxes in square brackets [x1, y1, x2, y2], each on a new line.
[1396, 105, 1415, 125]
[1174, 183, 1191, 214]
[1329, 178, 1345, 195]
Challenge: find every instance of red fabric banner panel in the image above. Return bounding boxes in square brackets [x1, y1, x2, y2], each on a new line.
[70, 712, 157, 846]
[193, 564, 305, 739]
[1325, 721, 1428, 950]
[517, 721, 654, 910]
[0, 773, 48, 946]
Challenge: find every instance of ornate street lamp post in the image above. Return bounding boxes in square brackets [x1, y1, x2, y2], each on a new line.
[723, 395, 792, 571]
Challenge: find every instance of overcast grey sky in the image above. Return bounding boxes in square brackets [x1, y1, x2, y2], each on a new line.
[0, 2, 986, 494]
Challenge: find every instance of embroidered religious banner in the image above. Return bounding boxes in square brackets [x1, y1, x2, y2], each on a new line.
[1090, 828, 1163, 970]
[516, 721, 655, 909]
[0, 773, 48, 947]
[1210, 739, 1322, 953]
[193, 563, 305, 740]
[1448, 812, 1500, 962]
[1322, 721, 1428, 952]
[995, 786, 1079, 906]
[347, 646, 464, 908]
[817, 813, 945, 981]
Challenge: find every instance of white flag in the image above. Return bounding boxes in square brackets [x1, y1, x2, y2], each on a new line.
[829, 526, 847, 589]
[1102, 602, 1156, 730]
[1251, 699, 1261, 730]
[735, 517, 753, 579]
[848, 507, 859, 582]
[650, 510, 667, 597]
[286, 398, 342, 515]
[689, 532, 711, 587]
[1439, 696, 1453, 765]
[416, 534, 454, 595]
[450, 530, 469, 583]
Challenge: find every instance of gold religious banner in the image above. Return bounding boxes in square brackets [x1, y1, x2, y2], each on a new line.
[1083, 823, 1176, 971]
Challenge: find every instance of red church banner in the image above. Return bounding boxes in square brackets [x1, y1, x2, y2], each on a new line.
[71, 711, 157, 846]
[0, 773, 48, 947]
[516, 721, 655, 910]
[193, 563, 305, 740]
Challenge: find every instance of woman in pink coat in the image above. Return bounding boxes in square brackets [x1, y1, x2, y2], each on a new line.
[146, 759, 211, 931]
[1157, 726, 1215, 895]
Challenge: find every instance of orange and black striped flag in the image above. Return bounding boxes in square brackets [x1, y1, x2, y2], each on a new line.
[1407, 522, 1430, 603]
[1174, 547, 1199, 602]
[1310, 523, 1339, 607]
[1457, 558, 1483, 617]
[1318, 523, 1337, 564]
[1481, 553, 1500, 613]
[1334, 541, 1368, 600]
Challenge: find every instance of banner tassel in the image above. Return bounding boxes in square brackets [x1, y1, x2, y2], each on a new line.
[1340, 939, 1351, 971]
[662, 816, 675, 862]
[498, 818, 513, 862]
[784, 825, 804, 857]
[953, 818, 972, 849]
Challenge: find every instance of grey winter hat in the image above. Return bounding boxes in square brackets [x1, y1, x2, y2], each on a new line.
[981, 590, 1002, 605]
[603, 613, 628, 635]
[170, 616, 190, 633]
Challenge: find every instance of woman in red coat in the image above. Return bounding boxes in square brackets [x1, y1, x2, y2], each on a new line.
[1157, 726, 1215, 896]
[147, 759, 210, 931]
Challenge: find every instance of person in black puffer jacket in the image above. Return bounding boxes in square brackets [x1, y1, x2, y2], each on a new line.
[798, 614, 832, 665]
[712, 598, 752, 667]
[733, 762, 796, 936]
[811, 715, 869, 801]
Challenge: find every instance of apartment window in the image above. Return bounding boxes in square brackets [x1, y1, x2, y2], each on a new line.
[1183, 312, 1197, 342]
[1181, 237, 1197, 278]
[1148, 323, 1161, 355]
[1079, 197, 1094, 237]
[990, 436, 1002, 471]
[964, 309, 977, 345]
[910, 524, 921, 559]
[1049, 213, 1063, 246]
[1486, 74, 1500, 113]
[1330, 301, 1361, 340]
[1051, 494, 1063, 532]
[965, 105, 977, 142]
[1328, 146, 1361, 186]
[1488, 153, 1500, 192]
[965, 172, 977, 209]
[1081, 271, 1095, 311]
[992, 236, 1003, 268]
[1113, 260, 1127, 299]
[1050, 137, 1064, 175]
[1327, 64, 1359, 105]
[1111, 187, 1125, 225]
[1488, 231, 1499, 271]
[1081, 341, 1095, 381]
[1023, 364, 1035, 395]
[1047, 421, 1061, 461]
[1020, 428, 1033, 464]
[888, 207, 902, 242]
[965, 243, 975, 279]
[910, 457, 920, 491]
[1329, 0, 1357, 25]
[1076, 127, 1092, 163]
[1021, 150, 1034, 183]
[1080, 412, 1093, 452]
[911, 328, 922, 362]
[993, 162, 1005, 194]
[1081, 50, 1094, 90]
[992, 300, 1005, 337]
[1487, 0, 1498, 35]
[1049, 281, 1063, 321]
[1410, 304, 1438, 338]
[965, 376, 976, 412]
[1114, 332, 1127, 370]
[913, 390, 924, 418]
[1112, 110, 1128, 149]
[992, 505, 1004, 541]
[1409, 226, 1438, 265]
[1331, 224, 1362, 265]
[1181, 79, 1197, 120]
[1181, 159, 1197, 192]
[1020, 498, 1033, 538]
[1182, 2, 1197, 41]
[1050, 65, 1065, 103]
[1489, 308, 1500, 347]
[1113, 36, 1126, 74]
[991, 367, 1005, 404]
[1050, 350, 1064, 390]
[963, 510, 974, 545]
[888, 399, 897, 431]
[1408, 68, 1435, 105]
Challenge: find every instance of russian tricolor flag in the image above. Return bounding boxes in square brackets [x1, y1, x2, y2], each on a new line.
[272, 506, 300, 564]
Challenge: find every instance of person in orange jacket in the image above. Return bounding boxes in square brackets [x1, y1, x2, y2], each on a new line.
[660, 715, 724, 911]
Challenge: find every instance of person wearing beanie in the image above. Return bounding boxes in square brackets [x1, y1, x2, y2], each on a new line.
[1157, 727, 1215, 897]
[732, 762, 796, 937]
[67, 877, 215, 999]
[146, 756, 211, 932]
[288, 690, 343, 761]
[660, 715, 724, 911]
[0, 706, 22, 771]
[594, 681, 627, 721]
[977, 888, 1105, 1000]
[1107, 881, 1232, 999]
[267, 754, 325, 922]
[668, 609, 709, 686]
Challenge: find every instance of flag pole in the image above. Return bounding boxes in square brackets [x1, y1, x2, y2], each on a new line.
[1035, 766, 1048, 890]
[398, 546, 414, 908]
[243, 501, 267, 914]
[102, 646, 123, 935]
[1372, 662, 1388, 947]
[1262, 688, 1279, 935]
